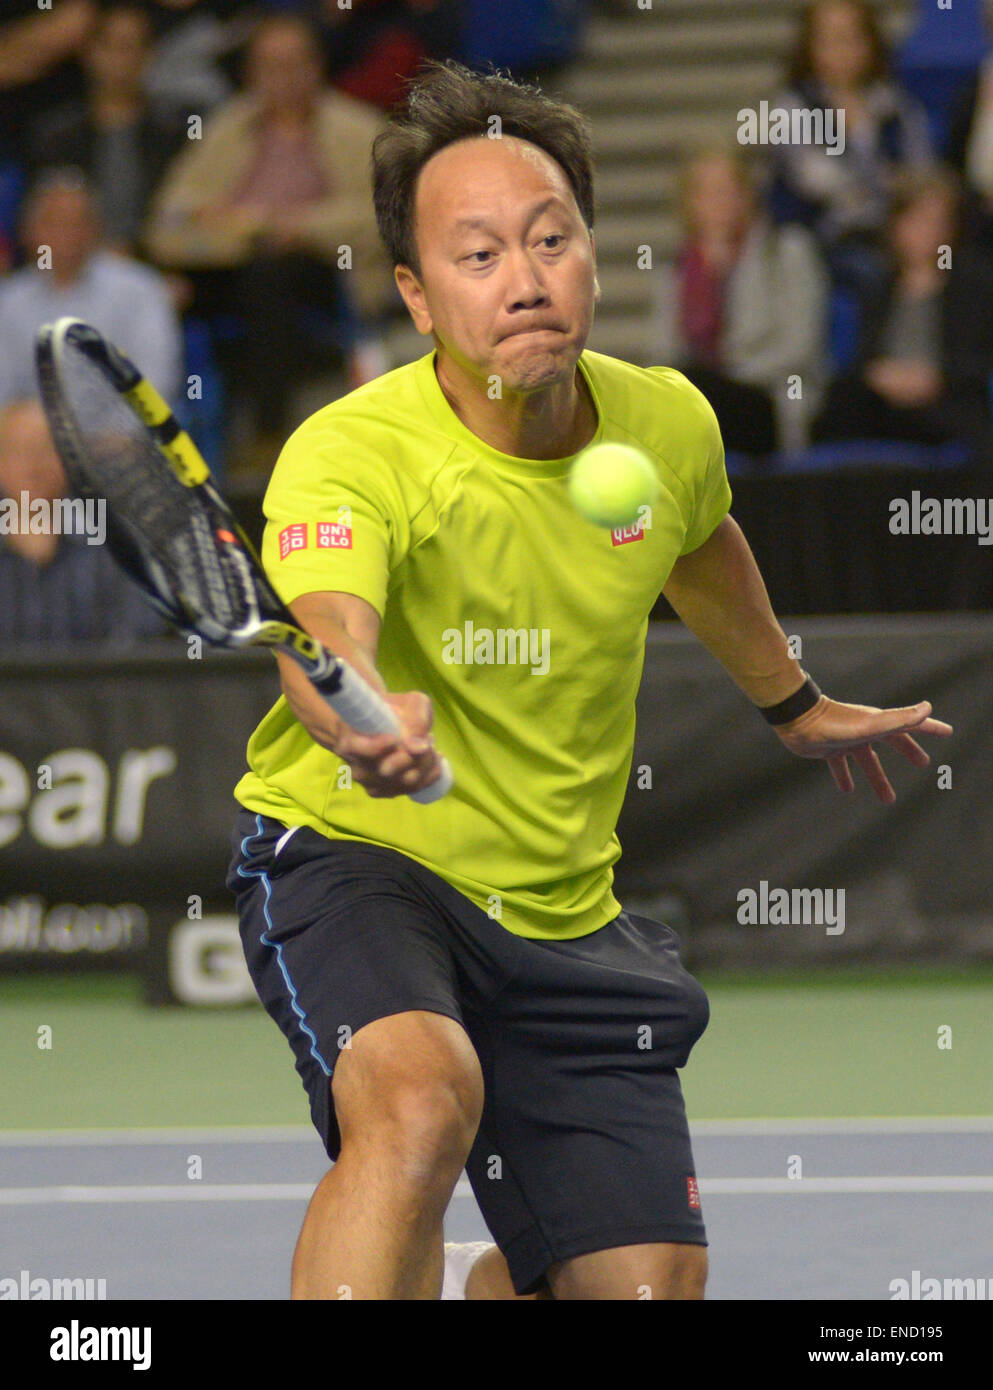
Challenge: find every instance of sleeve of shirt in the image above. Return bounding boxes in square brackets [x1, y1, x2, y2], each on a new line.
[258, 421, 411, 618]
[672, 374, 733, 557]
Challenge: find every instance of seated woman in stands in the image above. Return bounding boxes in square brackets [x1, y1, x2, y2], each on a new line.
[812, 167, 993, 464]
[652, 147, 830, 456]
[768, 0, 933, 305]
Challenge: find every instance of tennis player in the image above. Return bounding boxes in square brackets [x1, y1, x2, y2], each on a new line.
[226, 60, 952, 1301]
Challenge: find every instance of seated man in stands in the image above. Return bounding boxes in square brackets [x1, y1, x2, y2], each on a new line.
[812, 168, 993, 463]
[0, 168, 183, 408]
[0, 399, 165, 647]
[26, 1, 187, 255]
[144, 12, 396, 473]
[0, 0, 95, 164]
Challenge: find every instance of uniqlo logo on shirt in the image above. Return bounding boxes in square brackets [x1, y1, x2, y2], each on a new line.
[611, 518, 646, 547]
[279, 523, 308, 559]
[317, 522, 353, 550]
[686, 1175, 701, 1210]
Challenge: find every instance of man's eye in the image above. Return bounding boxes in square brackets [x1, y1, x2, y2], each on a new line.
[542, 235, 565, 249]
[467, 251, 493, 264]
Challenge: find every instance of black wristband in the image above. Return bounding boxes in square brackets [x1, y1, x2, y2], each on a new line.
[759, 674, 823, 726]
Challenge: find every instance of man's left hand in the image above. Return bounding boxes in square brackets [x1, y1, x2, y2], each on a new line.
[773, 696, 953, 803]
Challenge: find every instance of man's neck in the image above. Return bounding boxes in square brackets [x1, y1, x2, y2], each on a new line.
[434, 352, 597, 460]
[267, 103, 313, 134]
[50, 260, 89, 290]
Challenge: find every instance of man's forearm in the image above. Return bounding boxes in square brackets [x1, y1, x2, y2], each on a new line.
[661, 515, 806, 708]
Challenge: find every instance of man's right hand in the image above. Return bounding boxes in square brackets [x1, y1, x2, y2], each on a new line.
[330, 689, 445, 800]
[275, 590, 446, 799]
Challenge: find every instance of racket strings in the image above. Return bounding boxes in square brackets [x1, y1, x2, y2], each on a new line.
[56, 344, 253, 631]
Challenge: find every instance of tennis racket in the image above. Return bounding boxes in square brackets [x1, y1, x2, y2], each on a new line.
[34, 316, 453, 804]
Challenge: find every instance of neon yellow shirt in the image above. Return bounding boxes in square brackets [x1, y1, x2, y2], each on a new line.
[234, 347, 731, 939]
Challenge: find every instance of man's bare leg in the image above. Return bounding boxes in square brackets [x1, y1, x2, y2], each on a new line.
[291, 1010, 484, 1300]
[465, 1241, 705, 1300]
[464, 1244, 551, 1300]
[546, 1242, 708, 1300]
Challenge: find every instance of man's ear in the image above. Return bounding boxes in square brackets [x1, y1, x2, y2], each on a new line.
[589, 228, 600, 301]
[394, 263, 433, 336]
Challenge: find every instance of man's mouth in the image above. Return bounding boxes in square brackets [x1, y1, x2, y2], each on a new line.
[502, 326, 562, 339]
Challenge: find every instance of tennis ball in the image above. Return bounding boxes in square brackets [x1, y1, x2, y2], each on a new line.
[568, 442, 660, 529]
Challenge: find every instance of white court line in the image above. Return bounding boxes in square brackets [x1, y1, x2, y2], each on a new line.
[692, 1117, 993, 1136]
[1, 1117, 992, 1147]
[2, 1176, 993, 1205]
[700, 1176, 993, 1194]
[0, 1126, 318, 1147]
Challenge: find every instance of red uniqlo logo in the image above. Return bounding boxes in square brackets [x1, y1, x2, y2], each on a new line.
[317, 521, 353, 550]
[611, 518, 646, 547]
[279, 523, 308, 559]
[687, 1176, 701, 1209]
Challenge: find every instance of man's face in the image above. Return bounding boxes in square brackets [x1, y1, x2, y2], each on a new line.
[400, 135, 599, 394]
[24, 187, 100, 275]
[686, 156, 752, 241]
[247, 24, 322, 111]
[811, 1, 873, 90]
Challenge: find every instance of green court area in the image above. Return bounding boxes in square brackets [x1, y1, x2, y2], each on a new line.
[2, 969, 991, 1130]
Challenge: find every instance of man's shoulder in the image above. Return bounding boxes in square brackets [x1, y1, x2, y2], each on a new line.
[584, 349, 719, 435]
[275, 353, 443, 483]
[298, 354, 430, 431]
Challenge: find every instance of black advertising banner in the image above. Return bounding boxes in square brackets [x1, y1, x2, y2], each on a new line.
[619, 614, 993, 967]
[1, 616, 991, 1005]
[0, 643, 277, 995]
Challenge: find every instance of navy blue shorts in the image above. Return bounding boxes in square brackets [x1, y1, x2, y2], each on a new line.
[227, 809, 710, 1295]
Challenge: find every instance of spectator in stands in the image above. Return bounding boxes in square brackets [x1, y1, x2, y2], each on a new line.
[652, 148, 830, 455]
[0, 169, 183, 409]
[27, 3, 187, 255]
[812, 168, 993, 462]
[141, 0, 248, 122]
[312, 0, 463, 113]
[0, 399, 165, 646]
[0, 0, 95, 163]
[947, 0, 993, 245]
[769, 0, 933, 302]
[144, 13, 395, 469]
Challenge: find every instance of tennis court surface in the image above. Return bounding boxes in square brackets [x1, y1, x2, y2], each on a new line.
[3, 970, 991, 1300]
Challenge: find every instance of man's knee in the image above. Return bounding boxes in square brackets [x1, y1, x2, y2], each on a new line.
[548, 1241, 709, 1300]
[333, 1011, 484, 1188]
[667, 1243, 708, 1300]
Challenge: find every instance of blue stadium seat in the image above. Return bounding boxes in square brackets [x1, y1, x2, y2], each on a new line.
[176, 318, 227, 481]
[0, 161, 25, 247]
[828, 286, 861, 375]
[771, 440, 971, 473]
[724, 450, 758, 477]
[896, 0, 989, 151]
[459, 0, 590, 73]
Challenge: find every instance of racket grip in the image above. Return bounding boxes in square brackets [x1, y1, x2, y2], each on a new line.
[319, 659, 453, 804]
